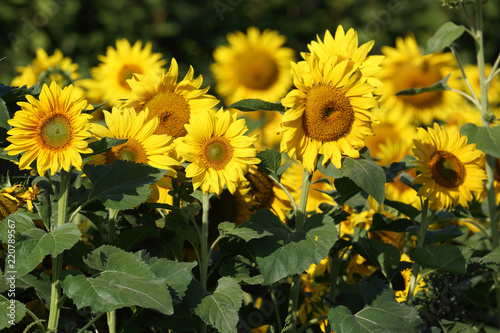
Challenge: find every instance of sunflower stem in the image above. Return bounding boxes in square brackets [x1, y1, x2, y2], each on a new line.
[106, 209, 119, 332]
[329, 252, 341, 305]
[406, 199, 429, 306]
[269, 286, 283, 332]
[47, 170, 70, 331]
[201, 192, 210, 290]
[288, 167, 312, 332]
[107, 310, 116, 333]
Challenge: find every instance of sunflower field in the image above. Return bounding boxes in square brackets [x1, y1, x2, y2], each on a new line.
[1, 0, 500, 332]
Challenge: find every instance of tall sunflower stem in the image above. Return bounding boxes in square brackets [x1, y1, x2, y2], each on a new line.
[288, 168, 312, 332]
[407, 199, 429, 306]
[201, 193, 210, 291]
[47, 170, 70, 331]
[107, 310, 116, 333]
[106, 209, 120, 332]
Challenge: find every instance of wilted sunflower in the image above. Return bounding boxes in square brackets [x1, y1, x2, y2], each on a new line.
[412, 123, 486, 211]
[175, 108, 260, 195]
[12, 48, 79, 88]
[122, 58, 219, 139]
[83, 39, 166, 106]
[5, 82, 93, 176]
[89, 107, 179, 176]
[377, 35, 462, 125]
[280, 53, 379, 172]
[0, 184, 38, 221]
[211, 26, 294, 105]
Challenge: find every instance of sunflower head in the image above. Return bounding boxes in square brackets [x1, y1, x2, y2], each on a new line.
[175, 108, 260, 195]
[211, 27, 294, 105]
[0, 184, 39, 221]
[412, 123, 486, 211]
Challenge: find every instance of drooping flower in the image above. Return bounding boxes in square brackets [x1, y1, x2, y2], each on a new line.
[0, 184, 38, 221]
[211, 27, 294, 105]
[83, 39, 166, 106]
[122, 58, 219, 139]
[175, 108, 260, 195]
[412, 123, 486, 211]
[280, 53, 379, 172]
[89, 107, 179, 176]
[5, 82, 93, 176]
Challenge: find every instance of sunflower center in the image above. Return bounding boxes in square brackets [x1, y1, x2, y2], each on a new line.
[235, 51, 279, 90]
[395, 63, 444, 108]
[429, 150, 466, 188]
[38, 66, 73, 87]
[0, 195, 20, 221]
[302, 84, 355, 142]
[201, 137, 234, 170]
[105, 138, 149, 164]
[144, 92, 191, 138]
[246, 170, 274, 209]
[119, 64, 143, 89]
[39, 114, 73, 149]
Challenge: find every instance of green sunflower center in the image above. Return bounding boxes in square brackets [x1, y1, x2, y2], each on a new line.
[236, 51, 279, 90]
[106, 138, 149, 164]
[246, 170, 274, 209]
[302, 84, 355, 142]
[38, 66, 73, 87]
[429, 150, 466, 188]
[119, 64, 143, 89]
[202, 137, 233, 170]
[40, 114, 73, 149]
[395, 62, 444, 108]
[144, 92, 191, 138]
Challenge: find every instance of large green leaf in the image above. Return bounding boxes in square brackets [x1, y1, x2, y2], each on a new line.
[0, 98, 10, 130]
[218, 221, 273, 242]
[61, 245, 174, 315]
[460, 123, 500, 159]
[228, 99, 285, 113]
[424, 22, 465, 55]
[194, 277, 243, 333]
[250, 210, 338, 285]
[256, 149, 282, 180]
[478, 246, 500, 271]
[339, 158, 386, 205]
[328, 289, 421, 333]
[0, 296, 27, 330]
[147, 257, 197, 302]
[396, 74, 451, 96]
[82, 160, 164, 210]
[0, 213, 81, 277]
[411, 245, 473, 275]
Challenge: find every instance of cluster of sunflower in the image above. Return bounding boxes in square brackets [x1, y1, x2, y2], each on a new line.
[1, 21, 498, 332]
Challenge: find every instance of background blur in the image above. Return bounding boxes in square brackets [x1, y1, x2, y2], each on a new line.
[1, 0, 500, 92]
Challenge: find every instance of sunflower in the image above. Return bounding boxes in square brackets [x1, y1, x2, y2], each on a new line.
[0, 184, 38, 221]
[209, 183, 255, 230]
[306, 25, 384, 88]
[12, 48, 79, 89]
[412, 123, 486, 211]
[147, 175, 177, 217]
[211, 27, 294, 105]
[377, 34, 462, 125]
[89, 107, 179, 176]
[280, 53, 379, 172]
[122, 58, 219, 139]
[84, 39, 166, 106]
[175, 108, 260, 195]
[5, 82, 93, 177]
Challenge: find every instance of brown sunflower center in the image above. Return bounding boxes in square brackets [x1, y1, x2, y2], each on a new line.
[0, 195, 20, 221]
[246, 170, 274, 209]
[105, 138, 149, 164]
[201, 137, 234, 170]
[302, 84, 355, 142]
[235, 51, 279, 90]
[119, 64, 143, 89]
[429, 150, 466, 188]
[395, 63, 444, 108]
[39, 114, 73, 150]
[144, 92, 191, 138]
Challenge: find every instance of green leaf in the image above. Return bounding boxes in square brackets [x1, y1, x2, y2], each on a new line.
[396, 74, 451, 96]
[256, 149, 281, 179]
[147, 257, 197, 302]
[0, 296, 27, 330]
[460, 123, 500, 159]
[82, 160, 164, 210]
[219, 261, 264, 285]
[218, 221, 273, 242]
[368, 214, 413, 233]
[411, 245, 474, 274]
[424, 22, 465, 55]
[112, 224, 159, 251]
[0, 98, 10, 130]
[339, 158, 386, 205]
[61, 245, 174, 315]
[228, 99, 285, 113]
[479, 246, 500, 271]
[83, 137, 128, 158]
[440, 319, 479, 332]
[251, 211, 338, 285]
[383, 199, 421, 220]
[1, 83, 41, 103]
[328, 289, 421, 333]
[424, 225, 463, 245]
[333, 177, 362, 206]
[194, 277, 243, 333]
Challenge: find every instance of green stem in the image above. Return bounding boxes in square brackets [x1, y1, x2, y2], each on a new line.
[47, 170, 70, 331]
[295, 315, 328, 333]
[107, 310, 116, 333]
[76, 312, 105, 333]
[201, 193, 210, 290]
[475, 0, 489, 119]
[329, 253, 341, 305]
[25, 307, 46, 332]
[108, 208, 120, 243]
[269, 174, 298, 217]
[288, 168, 312, 333]
[269, 286, 283, 333]
[406, 199, 429, 306]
